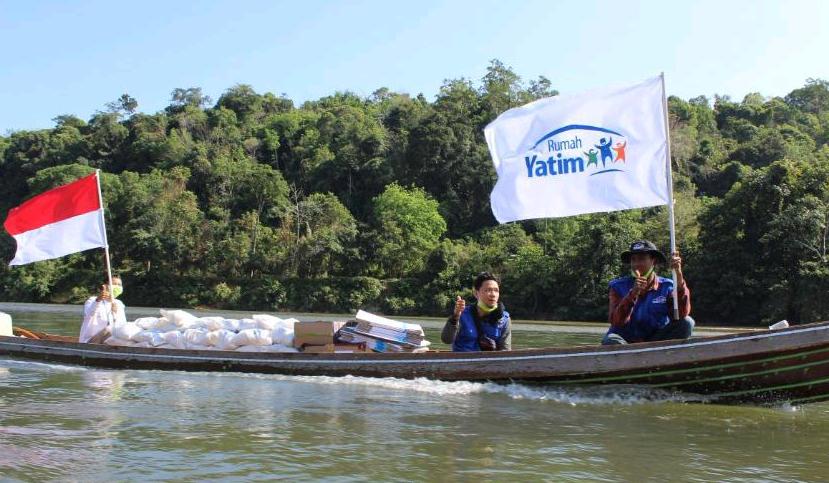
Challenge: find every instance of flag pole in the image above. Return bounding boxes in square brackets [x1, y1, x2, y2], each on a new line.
[660, 73, 680, 320]
[94, 170, 115, 322]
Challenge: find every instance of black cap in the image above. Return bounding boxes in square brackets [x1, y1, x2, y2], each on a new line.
[620, 240, 667, 264]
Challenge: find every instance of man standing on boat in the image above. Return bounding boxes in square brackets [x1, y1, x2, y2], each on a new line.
[602, 241, 694, 345]
[79, 275, 126, 343]
[442, 272, 512, 351]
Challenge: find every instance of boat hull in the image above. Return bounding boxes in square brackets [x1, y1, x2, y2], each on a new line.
[2, 321, 829, 405]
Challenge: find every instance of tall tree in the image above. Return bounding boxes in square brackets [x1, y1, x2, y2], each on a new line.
[371, 183, 446, 278]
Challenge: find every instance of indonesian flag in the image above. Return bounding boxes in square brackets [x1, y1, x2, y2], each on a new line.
[3, 172, 107, 265]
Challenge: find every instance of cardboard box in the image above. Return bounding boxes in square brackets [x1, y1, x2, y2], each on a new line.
[301, 343, 335, 353]
[300, 342, 368, 353]
[293, 321, 346, 348]
[334, 342, 368, 353]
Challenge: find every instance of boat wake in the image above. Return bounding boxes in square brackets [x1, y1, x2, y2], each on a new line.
[0, 357, 88, 372]
[0, 357, 709, 406]
[231, 373, 708, 406]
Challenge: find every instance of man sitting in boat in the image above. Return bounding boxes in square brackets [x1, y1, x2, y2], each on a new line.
[442, 272, 512, 351]
[602, 241, 694, 345]
[79, 275, 127, 343]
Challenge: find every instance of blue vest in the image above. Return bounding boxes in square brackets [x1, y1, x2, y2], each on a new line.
[452, 305, 510, 352]
[606, 275, 674, 342]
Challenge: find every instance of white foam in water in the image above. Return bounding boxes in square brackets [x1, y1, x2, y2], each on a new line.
[0, 357, 89, 372]
[0, 355, 701, 405]
[333, 376, 708, 405]
[216, 372, 705, 405]
[776, 402, 801, 413]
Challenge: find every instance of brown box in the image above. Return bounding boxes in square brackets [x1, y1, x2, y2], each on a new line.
[301, 343, 335, 353]
[300, 342, 368, 353]
[334, 342, 368, 353]
[293, 321, 346, 348]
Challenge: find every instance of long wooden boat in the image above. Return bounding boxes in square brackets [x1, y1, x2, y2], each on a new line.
[3, 321, 829, 405]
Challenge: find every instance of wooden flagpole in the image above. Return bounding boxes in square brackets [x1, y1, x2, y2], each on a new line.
[94, 169, 115, 323]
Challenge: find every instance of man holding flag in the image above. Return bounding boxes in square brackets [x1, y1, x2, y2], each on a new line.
[3, 170, 122, 343]
[484, 74, 695, 343]
[80, 275, 126, 343]
[603, 240, 693, 345]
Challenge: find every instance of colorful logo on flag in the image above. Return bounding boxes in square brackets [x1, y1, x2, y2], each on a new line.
[523, 124, 629, 179]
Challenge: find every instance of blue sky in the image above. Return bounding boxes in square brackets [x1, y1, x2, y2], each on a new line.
[1, 0, 827, 133]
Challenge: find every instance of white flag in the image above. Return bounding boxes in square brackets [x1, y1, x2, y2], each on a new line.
[484, 75, 670, 223]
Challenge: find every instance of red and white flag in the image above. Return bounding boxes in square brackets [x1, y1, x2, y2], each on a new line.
[3, 172, 107, 265]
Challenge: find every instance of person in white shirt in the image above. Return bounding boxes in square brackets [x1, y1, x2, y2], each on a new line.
[79, 275, 126, 343]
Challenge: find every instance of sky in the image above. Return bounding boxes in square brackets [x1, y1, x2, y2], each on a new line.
[1, 0, 827, 133]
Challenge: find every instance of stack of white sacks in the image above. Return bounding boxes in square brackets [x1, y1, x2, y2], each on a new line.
[105, 309, 299, 352]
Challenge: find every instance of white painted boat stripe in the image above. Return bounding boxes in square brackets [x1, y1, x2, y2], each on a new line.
[1, 323, 828, 366]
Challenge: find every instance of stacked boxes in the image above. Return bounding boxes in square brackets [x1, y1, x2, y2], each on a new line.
[336, 310, 430, 353]
[294, 321, 368, 353]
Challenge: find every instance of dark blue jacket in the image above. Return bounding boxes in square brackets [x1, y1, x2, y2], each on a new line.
[606, 275, 675, 342]
[442, 302, 511, 352]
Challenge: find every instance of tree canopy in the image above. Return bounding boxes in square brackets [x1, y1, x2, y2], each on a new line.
[1, 60, 828, 326]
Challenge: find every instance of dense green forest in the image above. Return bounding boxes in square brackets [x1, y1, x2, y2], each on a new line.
[1, 61, 828, 326]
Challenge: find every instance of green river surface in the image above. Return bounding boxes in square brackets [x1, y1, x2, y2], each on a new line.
[1, 303, 828, 482]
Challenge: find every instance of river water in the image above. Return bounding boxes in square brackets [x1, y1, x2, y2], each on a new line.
[1, 304, 828, 482]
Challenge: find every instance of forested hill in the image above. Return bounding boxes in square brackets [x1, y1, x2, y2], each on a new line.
[1, 61, 828, 326]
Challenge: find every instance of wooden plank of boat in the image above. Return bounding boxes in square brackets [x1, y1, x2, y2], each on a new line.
[2, 320, 829, 405]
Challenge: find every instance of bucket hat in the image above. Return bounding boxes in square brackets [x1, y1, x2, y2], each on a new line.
[620, 240, 667, 264]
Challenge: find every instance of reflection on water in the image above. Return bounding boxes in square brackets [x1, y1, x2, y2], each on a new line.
[2, 304, 829, 481]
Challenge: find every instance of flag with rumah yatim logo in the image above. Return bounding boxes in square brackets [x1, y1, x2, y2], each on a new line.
[484, 75, 670, 223]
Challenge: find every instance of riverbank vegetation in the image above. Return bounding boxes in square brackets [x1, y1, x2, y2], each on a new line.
[1, 61, 827, 325]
